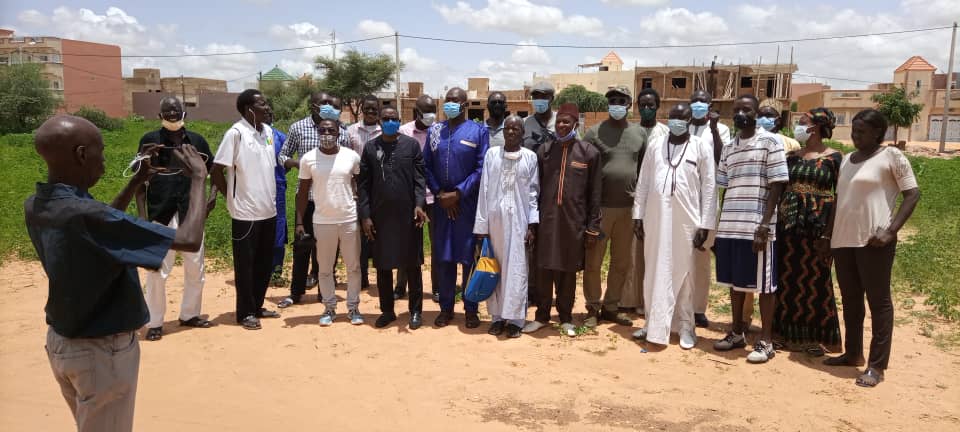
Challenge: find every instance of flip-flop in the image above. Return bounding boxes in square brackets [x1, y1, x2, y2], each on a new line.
[145, 327, 162, 341]
[804, 345, 825, 357]
[856, 368, 884, 387]
[178, 317, 213, 328]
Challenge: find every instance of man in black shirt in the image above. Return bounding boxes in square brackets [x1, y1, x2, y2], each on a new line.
[135, 97, 216, 341]
[26, 114, 208, 431]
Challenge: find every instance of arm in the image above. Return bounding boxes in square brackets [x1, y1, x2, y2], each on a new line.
[294, 179, 311, 238]
[134, 184, 148, 219]
[210, 165, 228, 198]
[357, 147, 377, 240]
[632, 143, 655, 240]
[169, 145, 208, 252]
[422, 129, 441, 196]
[526, 153, 540, 244]
[454, 126, 489, 200]
[280, 127, 300, 169]
[710, 113, 725, 165]
[699, 139, 718, 231]
[585, 149, 603, 237]
[210, 128, 238, 198]
[473, 153, 491, 236]
[111, 176, 147, 211]
[869, 150, 921, 247]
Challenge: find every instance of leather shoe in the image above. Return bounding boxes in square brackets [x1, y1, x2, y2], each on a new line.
[375, 313, 397, 328]
[600, 309, 633, 326]
[694, 313, 709, 328]
[257, 308, 281, 319]
[434, 311, 453, 327]
[465, 312, 481, 329]
[488, 320, 506, 336]
[506, 324, 522, 338]
[409, 312, 422, 330]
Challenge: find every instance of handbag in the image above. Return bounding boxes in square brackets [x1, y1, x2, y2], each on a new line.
[464, 238, 500, 303]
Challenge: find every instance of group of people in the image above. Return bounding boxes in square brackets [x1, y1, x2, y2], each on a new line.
[27, 78, 920, 430]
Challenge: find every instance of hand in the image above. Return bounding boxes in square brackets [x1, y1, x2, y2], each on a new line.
[867, 228, 897, 248]
[814, 237, 832, 262]
[362, 218, 376, 241]
[445, 206, 460, 220]
[295, 224, 306, 239]
[708, 111, 720, 130]
[172, 144, 208, 181]
[585, 232, 599, 248]
[438, 191, 460, 210]
[525, 227, 536, 245]
[205, 195, 216, 216]
[752, 226, 770, 253]
[633, 220, 644, 240]
[475, 233, 489, 240]
[414, 207, 429, 228]
[693, 229, 709, 251]
[133, 143, 163, 183]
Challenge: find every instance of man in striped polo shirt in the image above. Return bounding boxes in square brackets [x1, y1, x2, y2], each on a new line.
[712, 94, 788, 364]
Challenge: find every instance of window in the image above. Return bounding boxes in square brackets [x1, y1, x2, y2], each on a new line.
[766, 79, 774, 97]
[185, 102, 197, 107]
[517, 111, 529, 117]
[38, 55, 49, 62]
[0, 56, 7, 64]
[471, 101, 481, 106]
[642, 78, 653, 89]
[671, 77, 686, 89]
[740, 76, 753, 88]
[52, 81, 60, 90]
[916, 80, 922, 90]
[835, 112, 846, 126]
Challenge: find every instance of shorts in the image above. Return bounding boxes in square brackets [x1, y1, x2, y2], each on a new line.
[714, 238, 777, 294]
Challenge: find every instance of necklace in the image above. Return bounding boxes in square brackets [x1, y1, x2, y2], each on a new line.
[663, 138, 690, 197]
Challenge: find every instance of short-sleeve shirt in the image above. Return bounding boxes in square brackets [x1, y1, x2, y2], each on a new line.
[690, 122, 732, 159]
[716, 130, 789, 241]
[25, 183, 175, 338]
[347, 122, 382, 154]
[213, 118, 278, 221]
[522, 111, 555, 152]
[487, 121, 506, 148]
[831, 146, 918, 248]
[137, 128, 214, 225]
[583, 121, 649, 208]
[399, 120, 433, 204]
[299, 147, 361, 224]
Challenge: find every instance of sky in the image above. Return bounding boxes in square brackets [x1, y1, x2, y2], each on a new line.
[1, 0, 957, 94]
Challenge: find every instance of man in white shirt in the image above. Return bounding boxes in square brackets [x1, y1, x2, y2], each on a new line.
[210, 89, 280, 330]
[297, 118, 364, 326]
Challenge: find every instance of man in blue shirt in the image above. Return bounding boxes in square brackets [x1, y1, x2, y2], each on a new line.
[423, 87, 489, 328]
[265, 104, 289, 286]
[25, 115, 208, 432]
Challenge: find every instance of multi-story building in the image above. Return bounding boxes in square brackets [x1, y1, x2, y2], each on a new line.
[0, 29, 124, 117]
[123, 68, 228, 114]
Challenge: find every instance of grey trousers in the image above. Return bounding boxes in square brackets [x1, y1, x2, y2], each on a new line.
[45, 327, 140, 432]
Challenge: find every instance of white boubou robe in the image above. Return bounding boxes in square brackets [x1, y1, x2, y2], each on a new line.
[474, 146, 540, 323]
[633, 134, 717, 345]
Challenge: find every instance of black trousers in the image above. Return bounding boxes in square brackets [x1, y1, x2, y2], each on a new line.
[232, 217, 276, 322]
[290, 201, 320, 300]
[378, 265, 423, 315]
[535, 268, 577, 324]
[395, 203, 438, 296]
[833, 242, 897, 370]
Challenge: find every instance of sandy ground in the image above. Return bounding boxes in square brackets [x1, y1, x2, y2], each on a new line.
[0, 259, 958, 432]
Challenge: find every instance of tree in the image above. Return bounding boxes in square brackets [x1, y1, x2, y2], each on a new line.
[260, 76, 318, 129]
[315, 49, 401, 122]
[554, 84, 608, 113]
[0, 64, 59, 134]
[872, 86, 924, 144]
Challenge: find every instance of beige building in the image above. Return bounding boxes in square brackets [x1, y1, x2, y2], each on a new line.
[123, 68, 228, 114]
[534, 52, 635, 101]
[795, 56, 959, 142]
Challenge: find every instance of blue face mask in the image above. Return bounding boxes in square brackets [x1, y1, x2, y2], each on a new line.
[319, 104, 341, 121]
[667, 119, 689, 136]
[532, 99, 551, 114]
[443, 102, 462, 119]
[608, 104, 628, 120]
[757, 116, 777, 132]
[690, 102, 709, 119]
[381, 119, 401, 136]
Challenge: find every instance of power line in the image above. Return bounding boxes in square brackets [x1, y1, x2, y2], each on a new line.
[59, 35, 394, 58]
[401, 25, 952, 49]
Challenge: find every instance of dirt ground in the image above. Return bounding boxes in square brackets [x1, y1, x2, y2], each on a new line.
[0, 259, 958, 431]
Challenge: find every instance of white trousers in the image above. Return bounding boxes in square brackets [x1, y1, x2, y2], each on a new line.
[145, 216, 205, 328]
[315, 222, 361, 312]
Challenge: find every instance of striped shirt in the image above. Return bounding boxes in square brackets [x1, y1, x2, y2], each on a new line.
[278, 115, 350, 196]
[347, 122, 381, 154]
[716, 130, 788, 241]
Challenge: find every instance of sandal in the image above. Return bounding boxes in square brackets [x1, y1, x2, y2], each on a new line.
[258, 308, 281, 318]
[277, 297, 297, 309]
[856, 368, 884, 387]
[823, 354, 866, 367]
[145, 327, 162, 341]
[804, 345, 825, 357]
[179, 316, 213, 328]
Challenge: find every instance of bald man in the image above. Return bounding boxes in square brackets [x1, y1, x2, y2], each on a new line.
[26, 115, 208, 431]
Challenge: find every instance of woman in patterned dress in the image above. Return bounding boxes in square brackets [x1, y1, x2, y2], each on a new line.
[775, 107, 842, 353]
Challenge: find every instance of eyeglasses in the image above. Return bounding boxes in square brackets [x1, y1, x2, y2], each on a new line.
[317, 127, 338, 134]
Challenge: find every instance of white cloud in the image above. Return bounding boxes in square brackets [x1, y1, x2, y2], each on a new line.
[600, 0, 670, 6]
[16, 9, 48, 26]
[511, 41, 551, 65]
[638, 8, 728, 38]
[356, 19, 395, 38]
[267, 21, 336, 76]
[434, 0, 605, 37]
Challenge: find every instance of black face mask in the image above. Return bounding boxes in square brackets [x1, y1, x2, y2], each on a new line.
[733, 112, 756, 130]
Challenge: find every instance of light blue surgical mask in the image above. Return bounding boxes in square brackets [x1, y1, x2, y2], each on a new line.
[532, 99, 551, 114]
[794, 125, 812, 143]
[319, 104, 340, 121]
[690, 102, 709, 119]
[443, 102, 462, 118]
[758, 116, 777, 132]
[381, 119, 401, 136]
[420, 112, 436, 126]
[559, 127, 577, 142]
[667, 119, 689, 136]
[608, 104, 628, 120]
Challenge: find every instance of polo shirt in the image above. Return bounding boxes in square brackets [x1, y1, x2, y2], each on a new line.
[25, 183, 175, 338]
[213, 118, 278, 221]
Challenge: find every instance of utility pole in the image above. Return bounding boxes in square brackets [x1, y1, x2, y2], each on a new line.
[395, 31, 401, 117]
[180, 74, 186, 103]
[940, 22, 957, 153]
[331, 29, 336, 61]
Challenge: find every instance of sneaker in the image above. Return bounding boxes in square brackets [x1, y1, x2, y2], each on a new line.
[583, 316, 598, 328]
[560, 322, 577, 337]
[747, 340, 776, 363]
[318, 310, 336, 326]
[348, 309, 364, 325]
[679, 328, 697, 350]
[713, 332, 747, 351]
[521, 320, 547, 334]
[632, 327, 647, 340]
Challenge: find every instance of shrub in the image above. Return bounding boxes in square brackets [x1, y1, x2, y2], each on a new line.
[73, 106, 124, 131]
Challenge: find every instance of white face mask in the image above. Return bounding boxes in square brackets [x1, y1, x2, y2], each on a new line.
[319, 134, 337, 149]
[420, 112, 436, 126]
[162, 119, 184, 131]
[794, 125, 812, 143]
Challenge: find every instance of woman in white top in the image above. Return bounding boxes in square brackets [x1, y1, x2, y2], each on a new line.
[824, 109, 920, 388]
